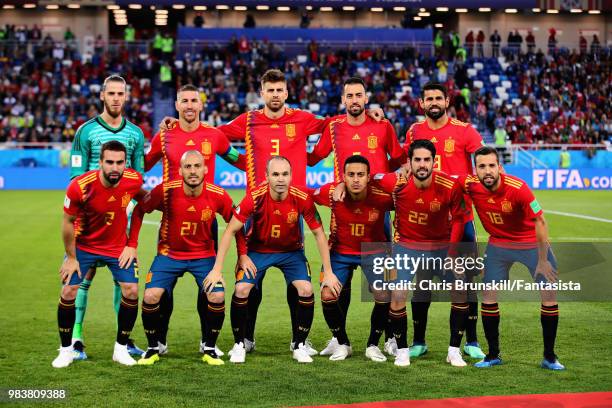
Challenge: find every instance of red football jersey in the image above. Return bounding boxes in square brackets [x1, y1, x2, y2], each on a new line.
[459, 174, 543, 246]
[405, 117, 484, 220]
[309, 116, 406, 181]
[145, 122, 235, 183]
[218, 108, 327, 189]
[405, 117, 483, 176]
[374, 171, 465, 249]
[312, 183, 394, 255]
[128, 181, 245, 259]
[233, 185, 322, 253]
[64, 169, 143, 258]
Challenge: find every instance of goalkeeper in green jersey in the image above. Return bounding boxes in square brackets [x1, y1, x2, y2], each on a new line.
[68, 75, 145, 360]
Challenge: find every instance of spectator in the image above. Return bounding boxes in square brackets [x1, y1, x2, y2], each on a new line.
[559, 146, 571, 168]
[193, 12, 205, 28]
[476, 30, 485, 58]
[591, 34, 600, 55]
[526, 31, 535, 54]
[300, 11, 311, 29]
[490, 29, 501, 57]
[465, 31, 474, 58]
[579, 33, 587, 55]
[64, 28, 75, 41]
[548, 28, 558, 55]
[161, 32, 174, 61]
[124, 24, 135, 43]
[244, 13, 256, 28]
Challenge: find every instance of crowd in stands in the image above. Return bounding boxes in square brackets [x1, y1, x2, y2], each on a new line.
[0, 25, 154, 144]
[0, 25, 609, 147]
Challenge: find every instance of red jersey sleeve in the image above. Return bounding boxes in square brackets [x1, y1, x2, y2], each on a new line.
[304, 112, 329, 136]
[218, 113, 247, 141]
[145, 131, 162, 171]
[301, 195, 323, 231]
[127, 184, 164, 247]
[519, 184, 543, 219]
[311, 183, 333, 207]
[233, 191, 255, 224]
[214, 129, 232, 156]
[385, 120, 407, 171]
[307, 123, 332, 166]
[63, 179, 83, 216]
[371, 172, 398, 194]
[464, 124, 485, 154]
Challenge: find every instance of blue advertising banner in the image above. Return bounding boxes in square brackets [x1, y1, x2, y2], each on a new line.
[1, 162, 610, 191]
[503, 166, 612, 190]
[178, 27, 432, 44]
[0, 158, 337, 190]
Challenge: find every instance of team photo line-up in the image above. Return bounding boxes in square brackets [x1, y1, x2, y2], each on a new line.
[52, 69, 564, 371]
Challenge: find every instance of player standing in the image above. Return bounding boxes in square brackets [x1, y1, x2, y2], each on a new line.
[403, 82, 485, 359]
[129, 151, 245, 366]
[459, 146, 564, 370]
[312, 155, 394, 362]
[68, 74, 145, 359]
[308, 76, 406, 356]
[53, 141, 144, 368]
[204, 156, 337, 364]
[374, 140, 467, 367]
[144, 84, 244, 356]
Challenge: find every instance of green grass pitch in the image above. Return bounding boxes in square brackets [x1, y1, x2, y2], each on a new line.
[1, 190, 611, 407]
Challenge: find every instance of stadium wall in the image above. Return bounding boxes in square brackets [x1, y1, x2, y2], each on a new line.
[458, 13, 609, 51]
[0, 9, 108, 42]
[184, 10, 406, 28]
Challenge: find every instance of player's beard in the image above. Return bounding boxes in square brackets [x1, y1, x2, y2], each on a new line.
[104, 99, 123, 119]
[181, 110, 198, 124]
[424, 104, 445, 120]
[185, 176, 204, 189]
[413, 166, 432, 181]
[347, 104, 365, 118]
[103, 170, 123, 185]
[266, 100, 284, 113]
[481, 174, 500, 190]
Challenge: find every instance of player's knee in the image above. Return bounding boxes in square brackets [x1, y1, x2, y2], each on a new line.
[294, 282, 312, 297]
[234, 283, 252, 298]
[85, 267, 96, 280]
[61, 285, 79, 300]
[120, 283, 138, 300]
[144, 289, 162, 304]
[482, 289, 497, 303]
[540, 289, 557, 304]
[320, 287, 337, 302]
[372, 289, 391, 303]
[412, 288, 432, 303]
[207, 291, 224, 304]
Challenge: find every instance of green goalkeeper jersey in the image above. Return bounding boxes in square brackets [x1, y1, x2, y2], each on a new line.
[70, 115, 145, 179]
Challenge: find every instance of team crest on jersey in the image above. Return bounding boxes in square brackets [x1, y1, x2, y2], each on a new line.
[121, 193, 131, 208]
[430, 200, 441, 212]
[368, 209, 380, 222]
[201, 208, 213, 221]
[286, 123, 296, 139]
[444, 138, 455, 153]
[368, 135, 378, 149]
[501, 200, 513, 213]
[287, 210, 298, 223]
[201, 141, 212, 155]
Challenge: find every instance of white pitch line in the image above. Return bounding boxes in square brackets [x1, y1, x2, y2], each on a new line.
[546, 210, 612, 224]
